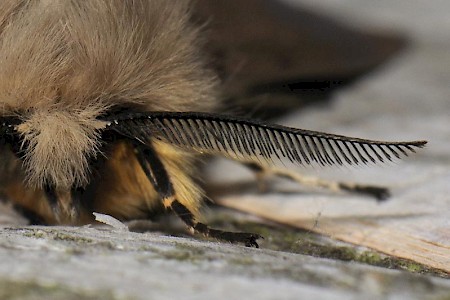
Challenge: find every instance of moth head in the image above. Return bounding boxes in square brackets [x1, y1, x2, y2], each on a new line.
[3, 107, 107, 189]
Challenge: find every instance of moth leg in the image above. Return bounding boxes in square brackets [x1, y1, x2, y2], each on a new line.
[245, 163, 270, 193]
[44, 185, 82, 223]
[169, 200, 262, 248]
[245, 163, 390, 201]
[132, 140, 262, 247]
[44, 185, 62, 222]
[69, 187, 89, 220]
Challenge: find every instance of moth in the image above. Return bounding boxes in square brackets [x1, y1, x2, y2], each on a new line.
[0, 0, 426, 247]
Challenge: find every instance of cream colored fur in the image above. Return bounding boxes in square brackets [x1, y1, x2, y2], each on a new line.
[0, 0, 217, 191]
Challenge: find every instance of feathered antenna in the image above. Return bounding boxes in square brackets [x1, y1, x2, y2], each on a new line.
[103, 112, 427, 168]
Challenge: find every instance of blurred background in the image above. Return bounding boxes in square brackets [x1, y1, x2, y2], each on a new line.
[202, 0, 450, 276]
[192, 0, 406, 118]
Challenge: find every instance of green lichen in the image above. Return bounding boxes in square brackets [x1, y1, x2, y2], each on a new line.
[159, 249, 195, 261]
[20, 228, 93, 244]
[0, 279, 123, 300]
[143, 242, 207, 262]
[228, 256, 256, 266]
[52, 232, 93, 244]
[22, 229, 47, 239]
[206, 212, 450, 279]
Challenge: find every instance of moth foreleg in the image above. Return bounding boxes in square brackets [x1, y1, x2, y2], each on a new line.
[245, 163, 390, 201]
[44, 185, 82, 223]
[44, 185, 62, 222]
[132, 140, 262, 247]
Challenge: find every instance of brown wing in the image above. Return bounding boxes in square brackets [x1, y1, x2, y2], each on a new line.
[192, 0, 405, 108]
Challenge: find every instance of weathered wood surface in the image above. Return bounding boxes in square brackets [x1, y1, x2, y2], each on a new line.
[214, 0, 450, 274]
[1, 226, 449, 300]
[0, 1, 449, 299]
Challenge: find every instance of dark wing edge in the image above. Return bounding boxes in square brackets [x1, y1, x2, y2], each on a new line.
[103, 111, 427, 167]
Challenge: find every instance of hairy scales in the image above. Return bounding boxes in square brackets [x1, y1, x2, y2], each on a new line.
[0, 0, 215, 187]
[0, 0, 215, 221]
